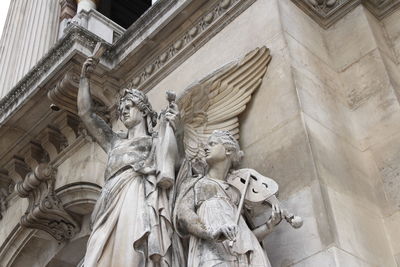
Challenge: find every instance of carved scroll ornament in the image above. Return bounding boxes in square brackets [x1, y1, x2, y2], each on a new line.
[15, 163, 79, 241]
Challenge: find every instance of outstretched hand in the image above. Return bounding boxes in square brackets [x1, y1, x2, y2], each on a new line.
[81, 57, 98, 78]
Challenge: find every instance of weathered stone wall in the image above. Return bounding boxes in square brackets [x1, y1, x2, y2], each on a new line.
[146, 0, 400, 266]
[0, 0, 399, 266]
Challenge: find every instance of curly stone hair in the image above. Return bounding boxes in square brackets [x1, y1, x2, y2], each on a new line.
[210, 130, 244, 168]
[118, 88, 158, 135]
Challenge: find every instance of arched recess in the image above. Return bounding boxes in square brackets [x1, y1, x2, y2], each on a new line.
[1, 182, 101, 267]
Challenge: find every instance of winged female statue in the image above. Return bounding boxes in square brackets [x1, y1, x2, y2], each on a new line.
[172, 47, 302, 266]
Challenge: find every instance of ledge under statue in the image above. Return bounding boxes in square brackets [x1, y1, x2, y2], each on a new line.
[77, 46, 302, 267]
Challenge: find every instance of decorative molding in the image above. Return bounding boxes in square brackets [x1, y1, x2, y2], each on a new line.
[5, 156, 31, 183]
[15, 163, 80, 241]
[47, 71, 110, 122]
[56, 182, 101, 210]
[363, 0, 400, 19]
[125, 0, 257, 92]
[110, 0, 179, 58]
[0, 112, 90, 221]
[59, 0, 77, 21]
[0, 187, 7, 220]
[48, 71, 81, 114]
[0, 25, 106, 125]
[291, 0, 361, 29]
[0, 0, 256, 123]
[291, 0, 400, 28]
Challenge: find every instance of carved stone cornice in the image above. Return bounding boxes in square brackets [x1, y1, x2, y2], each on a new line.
[0, 170, 12, 220]
[47, 70, 111, 122]
[291, 0, 400, 28]
[0, 112, 89, 223]
[0, 0, 257, 124]
[124, 0, 257, 92]
[291, 0, 361, 29]
[363, 0, 400, 19]
[15, 163, 80, 241]
[0, 25, 107, 125]
[59, 0, 77, 21]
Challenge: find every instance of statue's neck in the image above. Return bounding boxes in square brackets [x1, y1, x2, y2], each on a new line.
[127, 119, 148, 139]
[207, 160, 231, 181]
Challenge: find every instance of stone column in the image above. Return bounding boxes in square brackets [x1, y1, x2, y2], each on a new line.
[0, 0, 61, 98]
[76, 0, 97, 13]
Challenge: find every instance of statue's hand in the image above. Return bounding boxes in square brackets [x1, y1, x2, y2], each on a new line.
[81, 57, 98, 78]
[266, 204, 284, 229]
[165, 102, 181, 133]
[210, 224, 238, 242]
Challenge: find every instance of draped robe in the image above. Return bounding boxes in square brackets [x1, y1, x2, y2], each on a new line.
[84, 134, 175, 267]
[175, 177, 271, 267]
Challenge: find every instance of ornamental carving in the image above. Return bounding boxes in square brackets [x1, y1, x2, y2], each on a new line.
[292, 0, 400, 28]
[0, 112, 88, 223]
[15, 163, 79, 241]
[126, 0, 256, 90]
[363, 0, 400, 19]
[291, 0, 360, 29]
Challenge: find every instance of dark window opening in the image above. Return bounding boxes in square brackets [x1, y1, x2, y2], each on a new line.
[98, 0, 152, 29]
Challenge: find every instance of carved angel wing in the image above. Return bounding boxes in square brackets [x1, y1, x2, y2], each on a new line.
[177, 46, 272, 161]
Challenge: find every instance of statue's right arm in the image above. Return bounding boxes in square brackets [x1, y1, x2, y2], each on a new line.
[176, 189, 213, 241]
[78, 58, 115, 153]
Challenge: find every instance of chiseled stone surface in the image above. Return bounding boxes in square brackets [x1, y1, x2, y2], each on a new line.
[55, 141, 107, 189]
[264, 184, 332, 266]
[325, 5, 377, 72]
[382, 8, 400, 61]
[0, 197, 28, 245]
[293, 246, 371, 266]
[371, 133, 400, 213]
[0, 0, 400, 266]
[384, 211, 400, 259]
[327, 186, 396, 267]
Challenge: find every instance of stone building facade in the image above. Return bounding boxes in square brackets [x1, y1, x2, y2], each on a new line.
[0, 0, 400, 266]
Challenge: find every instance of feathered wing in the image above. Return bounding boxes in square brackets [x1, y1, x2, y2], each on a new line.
[177, 46, 272, 162]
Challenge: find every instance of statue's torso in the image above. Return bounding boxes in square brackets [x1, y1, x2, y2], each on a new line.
[193, 177, 240, 210]
[104, 136, 153, 180]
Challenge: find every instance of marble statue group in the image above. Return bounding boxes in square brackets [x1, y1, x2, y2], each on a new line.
[78, 46, 302, 267]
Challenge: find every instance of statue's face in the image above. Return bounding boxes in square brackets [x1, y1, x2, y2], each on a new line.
[204, 136, 228, 165]
[119, 99, 142, 128]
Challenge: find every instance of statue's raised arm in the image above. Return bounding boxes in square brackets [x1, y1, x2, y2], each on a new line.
[78, 45, 182, 266]
[77, 57, 115, 153]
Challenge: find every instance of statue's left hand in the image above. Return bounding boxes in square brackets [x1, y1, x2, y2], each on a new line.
[81, 57, 98, 78]
[266, 204, 284, 229]
[165, 103, 181, 132]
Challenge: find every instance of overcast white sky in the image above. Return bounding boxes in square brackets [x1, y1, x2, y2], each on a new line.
[0, 0, 11, 39]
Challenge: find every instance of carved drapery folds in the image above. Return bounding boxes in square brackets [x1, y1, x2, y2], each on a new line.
[291, 0, 400, 28]
[15, 163, 80, 241]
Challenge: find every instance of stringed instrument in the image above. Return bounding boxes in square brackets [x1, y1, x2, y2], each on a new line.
[226, 168, 303, 229]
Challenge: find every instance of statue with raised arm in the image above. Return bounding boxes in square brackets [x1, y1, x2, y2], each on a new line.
[78, 56, 182, 267]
